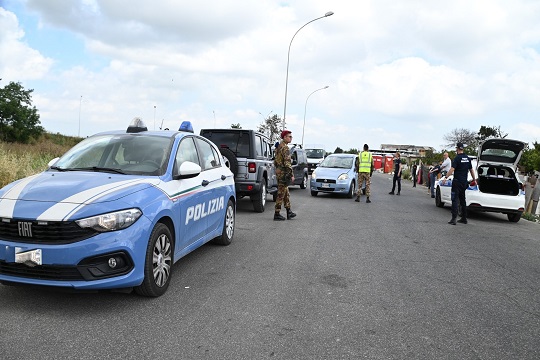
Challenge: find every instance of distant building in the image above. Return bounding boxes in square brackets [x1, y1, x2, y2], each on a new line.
[379, 144, 435, 158]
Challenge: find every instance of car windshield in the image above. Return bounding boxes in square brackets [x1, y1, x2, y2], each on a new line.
[319, 156, 353, 169]
[51, 134, 172, 176]
[306, 149, 325, 158]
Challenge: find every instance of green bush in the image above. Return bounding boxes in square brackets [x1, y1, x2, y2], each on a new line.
[522, 212, 539, 223]
[401, 169, 411, 181]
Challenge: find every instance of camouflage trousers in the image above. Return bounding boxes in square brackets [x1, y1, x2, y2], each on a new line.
[356, 172, 371, 197]
[275, 182, 291, 212]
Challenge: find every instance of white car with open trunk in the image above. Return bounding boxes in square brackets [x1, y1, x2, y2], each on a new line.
[435, 138, 526, 222]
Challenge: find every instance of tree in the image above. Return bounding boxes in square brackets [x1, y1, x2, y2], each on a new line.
[345, 148, 359, 154]
[520, 142, 540, 173]
[0, 81, 44, 143]
[476, 125, 507, 142]
[443, 128, 478, 154]
[333, 147, 343, 154]
[231, 123, 242, 129]
[258, 114, 282, 143]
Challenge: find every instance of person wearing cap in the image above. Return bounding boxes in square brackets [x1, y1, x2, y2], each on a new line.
[440, 142, 476, 225]
[355, 143, 373, 203]
[273, 130, 296, 221]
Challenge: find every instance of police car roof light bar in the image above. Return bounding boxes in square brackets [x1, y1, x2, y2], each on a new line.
[179, 121, 194, 133]
[126, 117, 148, 133]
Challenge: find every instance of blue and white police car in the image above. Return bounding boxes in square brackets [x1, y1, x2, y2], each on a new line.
[434, 138, 526, 222]
[0, 119, 236, 296]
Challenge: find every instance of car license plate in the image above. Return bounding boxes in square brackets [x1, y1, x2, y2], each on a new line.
[15, 248, 42, 266]
[322, 183, 330, 188]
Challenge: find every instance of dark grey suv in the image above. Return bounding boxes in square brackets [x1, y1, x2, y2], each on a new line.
[288, 144, 309, 189]
[200, 129, 278, 212]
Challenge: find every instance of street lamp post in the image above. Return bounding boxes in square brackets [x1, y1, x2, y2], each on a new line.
[282, 11, 334, 130]
[153, 105, 156, 130]
[302, 86, 328, 147]
[78, 95, 82, 137]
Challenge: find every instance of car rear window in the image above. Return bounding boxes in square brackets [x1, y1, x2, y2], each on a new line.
[480, 148, 518, 163]
[200, 131, 251, 157]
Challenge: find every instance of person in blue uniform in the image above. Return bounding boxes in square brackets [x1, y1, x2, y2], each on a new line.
[440, 142, 476, 225]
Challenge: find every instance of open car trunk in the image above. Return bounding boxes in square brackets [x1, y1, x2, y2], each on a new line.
[477, 165, 520, 196]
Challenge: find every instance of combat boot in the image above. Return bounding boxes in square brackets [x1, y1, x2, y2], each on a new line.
[286, 209, 296, 219]
[355, 196, 360, 202]
[448, 217, 457, 225]
[366, 197, 371, 203]
[274, 212, 285, 221]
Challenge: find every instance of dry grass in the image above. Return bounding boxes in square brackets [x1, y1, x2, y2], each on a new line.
[0, 133, 82, 188]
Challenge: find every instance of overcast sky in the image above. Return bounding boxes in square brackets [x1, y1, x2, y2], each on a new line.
[1, 0, 540, 153]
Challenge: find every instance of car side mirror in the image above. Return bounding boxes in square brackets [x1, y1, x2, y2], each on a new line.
[173, 161, 202, 180]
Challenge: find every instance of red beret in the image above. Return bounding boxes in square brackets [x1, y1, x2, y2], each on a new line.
[281, 130, 291, 139]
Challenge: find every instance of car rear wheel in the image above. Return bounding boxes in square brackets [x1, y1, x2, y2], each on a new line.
[212, 199, 235, 245]
[251, 180, 266, 213]
[300, 174, 307, 189]
[507, 212, 522, 222]
[135, 223, 173, 297]
[435, 187, 444, 208]
[347, 181, 356, 199]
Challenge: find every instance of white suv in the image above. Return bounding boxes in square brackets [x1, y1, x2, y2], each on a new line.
[435, 138, 526, 222]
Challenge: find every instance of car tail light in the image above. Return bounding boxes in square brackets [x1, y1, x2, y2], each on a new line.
[248, 162, 256, 173]
[247, 185, 253, 191]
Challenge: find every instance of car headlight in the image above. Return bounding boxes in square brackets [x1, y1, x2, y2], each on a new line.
[76, 208, 142, 232]
[338, 173, 349, 181]
[311, 172, 317, 180]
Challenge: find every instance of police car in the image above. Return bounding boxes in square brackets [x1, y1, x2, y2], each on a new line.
[0, 119, 236, 296]
[434, 138, 526, 222]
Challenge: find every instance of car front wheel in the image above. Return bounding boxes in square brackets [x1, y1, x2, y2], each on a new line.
[135, 223, 173, 297]
[300, 174, 307, 189]
[347, 181, 356, 199]
[435, 187, 444, 208]
[311, 190, 318, 196]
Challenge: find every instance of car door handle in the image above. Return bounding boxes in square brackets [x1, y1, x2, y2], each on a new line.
[201, 180, 210, 187]
[221, 175, 227, 180]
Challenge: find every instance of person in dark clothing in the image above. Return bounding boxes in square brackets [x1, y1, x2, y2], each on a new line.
[412, 163, 417, 187]
[440, 142, 476, 225]
[429, 161, 442, 198]
[388, 152, 402, 195]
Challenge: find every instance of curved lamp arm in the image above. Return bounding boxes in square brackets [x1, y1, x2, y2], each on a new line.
[282, 11, 334, 130]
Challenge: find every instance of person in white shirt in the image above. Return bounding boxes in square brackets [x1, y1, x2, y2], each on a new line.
[440, 152, 451, 174]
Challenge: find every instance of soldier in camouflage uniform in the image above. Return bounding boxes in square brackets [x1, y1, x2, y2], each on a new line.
[274, 130, 297, 221]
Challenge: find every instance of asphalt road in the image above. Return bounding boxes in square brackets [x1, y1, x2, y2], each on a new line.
[1, 171, 539, 359]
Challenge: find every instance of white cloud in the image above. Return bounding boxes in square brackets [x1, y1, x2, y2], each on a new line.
[2, 0, 540, 152]
[0, 8, 53, 80]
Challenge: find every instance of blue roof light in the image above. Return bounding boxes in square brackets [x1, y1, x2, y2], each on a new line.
[179, 121, 194, 133]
